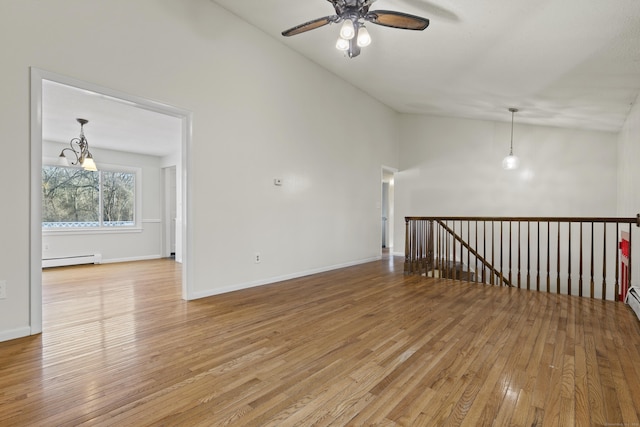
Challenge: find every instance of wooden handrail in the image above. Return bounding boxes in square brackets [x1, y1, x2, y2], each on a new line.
[406, 215, 640, 225]
[436, 220, 512, 287]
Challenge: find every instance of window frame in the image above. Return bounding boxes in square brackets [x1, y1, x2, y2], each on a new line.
[42, 158, 143, 235]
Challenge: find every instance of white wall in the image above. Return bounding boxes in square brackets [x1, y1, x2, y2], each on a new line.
[0, 0, 399, 340]
[618, 95, 640, 216]
[394, 114, 618, 256]
[42, 141, 164, 264]
[618, 92, 640, 286]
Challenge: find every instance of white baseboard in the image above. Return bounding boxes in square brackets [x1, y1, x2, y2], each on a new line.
[0, 326, 32, 343]
[190, 256, 381, 300]
[100, 254, 163, 264]
[42, 253, 102, 268]
[42, 254, 164, 267]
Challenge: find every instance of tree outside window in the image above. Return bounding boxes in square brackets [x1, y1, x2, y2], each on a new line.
[102, 171, 135, 226]
[42, 166, 135, 228]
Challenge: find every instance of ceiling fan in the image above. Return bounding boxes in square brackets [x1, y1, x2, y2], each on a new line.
[282, 0, 430, 58]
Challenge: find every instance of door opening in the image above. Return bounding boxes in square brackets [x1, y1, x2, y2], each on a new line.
[30, 68, 193, 334]
[381, 167, 396, 253]
[164, 166, 178, 259]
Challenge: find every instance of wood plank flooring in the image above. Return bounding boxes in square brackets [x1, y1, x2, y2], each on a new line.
[1, 257, 640, 425]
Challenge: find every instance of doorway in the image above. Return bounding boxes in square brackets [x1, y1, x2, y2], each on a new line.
[30, 68, 193, 334]
[164, 166, 178, 260]
[381, 167, 396, 253]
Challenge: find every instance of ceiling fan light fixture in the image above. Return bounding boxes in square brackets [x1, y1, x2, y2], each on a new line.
[357, 25, 371, 47]
[281, 1, 429, 58]
[340, 18, 355, 40]
[336, 37, 349, 51]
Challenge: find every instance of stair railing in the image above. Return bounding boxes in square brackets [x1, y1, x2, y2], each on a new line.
[405, 215, 640, 301]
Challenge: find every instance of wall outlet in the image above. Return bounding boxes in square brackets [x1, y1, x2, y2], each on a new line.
[254, 252, 261, 264]
[0, 280, 6, 299]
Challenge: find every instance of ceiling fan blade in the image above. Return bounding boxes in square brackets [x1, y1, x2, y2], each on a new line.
[365, 10, 429, 30]
[282, 16, 337, 37]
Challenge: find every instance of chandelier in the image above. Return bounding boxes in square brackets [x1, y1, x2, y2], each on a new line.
[58, 118, 97, 171]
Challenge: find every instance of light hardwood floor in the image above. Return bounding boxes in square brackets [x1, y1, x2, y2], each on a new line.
[1, 257, 640, 426]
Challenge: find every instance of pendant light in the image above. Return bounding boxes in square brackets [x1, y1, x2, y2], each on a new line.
[502, 108, 520, 170]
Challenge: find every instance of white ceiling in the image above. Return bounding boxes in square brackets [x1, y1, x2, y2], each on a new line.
[212, 0, 640, 132]
[42, 80, 182, 157]
[42, 0, 640, 156]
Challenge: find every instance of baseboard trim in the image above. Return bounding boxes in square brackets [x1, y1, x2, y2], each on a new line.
[42, 253, 102, 268]
[0, 326, 32, 343]
[190, 256, 381, 300]
[100, 255, 163, 264]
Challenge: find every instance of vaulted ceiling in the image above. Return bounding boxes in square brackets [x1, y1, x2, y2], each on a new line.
[212, 0, 640, 132]
[42, 1, 640, 157]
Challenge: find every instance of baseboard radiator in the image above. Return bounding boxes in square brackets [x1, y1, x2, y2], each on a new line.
[42, 253, 102, 268]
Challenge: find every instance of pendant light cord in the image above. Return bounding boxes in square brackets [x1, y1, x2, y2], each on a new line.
[510, 110, 514, 155]
[508, 107, 518, 156]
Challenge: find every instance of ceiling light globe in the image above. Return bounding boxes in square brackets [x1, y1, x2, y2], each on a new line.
[336, 37, 349, 51]
[340, 19, 355, 40]
[502, 154, 519, 170]
[357, 26, 371, 47]
[82, 152, 98, 171]
[58, 152, 70, 167]
[82, 157, 97, 172]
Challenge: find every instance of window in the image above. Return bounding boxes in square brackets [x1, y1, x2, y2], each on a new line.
[102, 171, 136, 227]
[42, 165, 136, 229]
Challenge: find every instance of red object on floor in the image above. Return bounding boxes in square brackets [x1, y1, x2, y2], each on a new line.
[620, 231, 630, 302]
